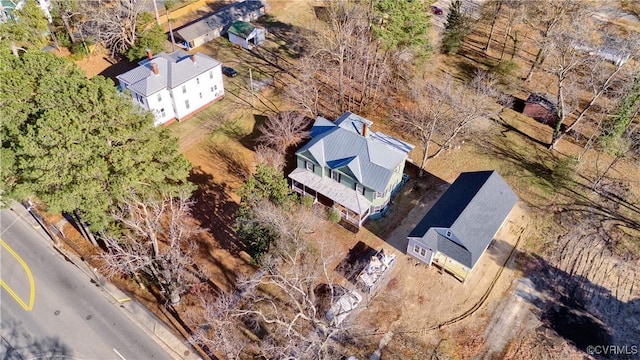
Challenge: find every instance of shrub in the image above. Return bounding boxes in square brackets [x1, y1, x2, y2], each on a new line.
[328, 208, 341, 223]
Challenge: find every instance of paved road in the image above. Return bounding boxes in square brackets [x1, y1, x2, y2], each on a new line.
[0, 208, 172, 360]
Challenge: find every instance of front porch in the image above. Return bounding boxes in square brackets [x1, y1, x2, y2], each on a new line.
[289, 168, 372, 228]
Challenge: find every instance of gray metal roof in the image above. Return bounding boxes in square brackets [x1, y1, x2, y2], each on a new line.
[296, 112, 414, 193]
[116, 51, 220, 96]
[408, 171, 518, 269]
[289, 168, 371, 215]
[174, 0, 264, 42]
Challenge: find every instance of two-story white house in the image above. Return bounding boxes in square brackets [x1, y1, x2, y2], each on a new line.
[116, 50, 224, 126]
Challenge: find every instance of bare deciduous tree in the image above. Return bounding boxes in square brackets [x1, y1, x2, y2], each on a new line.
[284, 57, 322, 117]
[80, 0, 151, 57]
[257, 111, 311, 152]
[289, 1, 392, 117]
[522, 0, 595, 82]
[189, 202, 361, 359]
[544, 16, 639, 149]
[396, 71, 505, 176]
[255, 145, 286, 172]
[100, 192, 199, 305]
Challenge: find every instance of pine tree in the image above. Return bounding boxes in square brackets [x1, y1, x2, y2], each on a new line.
[0, 51, 193, 231]
[441, 0, 469, 55]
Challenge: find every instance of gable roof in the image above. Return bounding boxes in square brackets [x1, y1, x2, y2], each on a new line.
[174, 0, 264, 42]
[408, 171, 518, 269]
[296, 112, 414, 192]
[116, 51, 220, 96]
[228, 20, 256, 38]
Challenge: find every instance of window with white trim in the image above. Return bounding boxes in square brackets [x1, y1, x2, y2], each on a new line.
[199, 92, 203, 99]
[157, 93, 162, 102]
[209, 71, 213, 79]
[305, 161, 314, 172]
[331, 170, 340, 182]
[414, 244, 427, 257]
[374, 191, 383, 199]
[182, 85, 186, 93]
[160, 108, 166, 117]
[355, 183, 364, 195]
[185, 99, 190, 109]
[196, 77, 200, 85]
[446, 230, 452, 238]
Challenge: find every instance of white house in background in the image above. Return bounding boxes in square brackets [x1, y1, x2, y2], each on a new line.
[116, 50, 224, 126]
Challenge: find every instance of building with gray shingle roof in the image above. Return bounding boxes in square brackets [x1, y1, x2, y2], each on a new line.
[289, 112, 414, 228]
[173, 0, 265, 49]
[116, 50, 224, 126]
[407, 171, 518, 281]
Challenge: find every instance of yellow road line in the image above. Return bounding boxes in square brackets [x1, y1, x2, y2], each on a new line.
[0, 238, 35, 311]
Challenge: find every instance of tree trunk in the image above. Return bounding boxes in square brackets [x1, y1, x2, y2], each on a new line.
[484, 1, 502, 52]
[62, 15, 76, 43]
[510, 30, 519, 60]
[167, 10, 176, 51]
[151, 0, 160, 25]
[550, 73, 566, 150]
[525, 48, 542, 81]
[500, 24, 512, 61]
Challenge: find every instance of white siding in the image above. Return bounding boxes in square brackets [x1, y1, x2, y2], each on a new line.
[406, 238, 434, 266]
[229, 32, 250, 49]
[144, 89, 176, 126]
[170, 64, 224, 120]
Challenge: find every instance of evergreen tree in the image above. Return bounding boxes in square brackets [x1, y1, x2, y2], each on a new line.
[235, 164, 295, 264]
[0, 0, 49, 56]
[0, 51, 193, 231]
[441, 0, 470, 55]
[373, 0, 432, 57]
[125, 12, 166, 61]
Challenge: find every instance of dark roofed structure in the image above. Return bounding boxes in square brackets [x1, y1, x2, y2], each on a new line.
[523, 93, 558, 125]
[407, 171, 518, 281]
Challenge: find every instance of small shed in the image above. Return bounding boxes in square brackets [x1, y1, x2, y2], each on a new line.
[173, 0, 265, 50]
[228, 21, 266, 49]
[407, 171, 518, 282]
[523, 93, 558, 125]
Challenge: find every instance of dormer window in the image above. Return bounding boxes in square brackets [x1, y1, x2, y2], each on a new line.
[355, 183, 364, 195]
[305, 161, 314, 172]
[446, 230, 452, 238]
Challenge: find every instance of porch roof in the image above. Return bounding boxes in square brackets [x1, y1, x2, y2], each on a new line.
[289, 168, 372, 216]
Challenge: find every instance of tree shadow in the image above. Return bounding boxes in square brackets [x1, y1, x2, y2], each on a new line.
[520, 253, 638, 358]
[483, 241, 640, 358]
[188, 167, 244, 256]
[97, 56, 138, 83]
[257, 14, 312, 59]
[238, 113, 267, 151]
[1, 317, 72, 359]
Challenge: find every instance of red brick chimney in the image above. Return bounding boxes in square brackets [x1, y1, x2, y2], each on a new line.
[190, 54, 196, 63]
[362, 122, 369, 137]
[146, 49, 153, 60]
[151, 62, 159, 75]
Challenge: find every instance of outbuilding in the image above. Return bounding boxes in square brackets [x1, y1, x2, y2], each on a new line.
[228, 20, 266, 49]
[523, 93, 558, 125]
[406, 171, 518, 282]
[173, 0, 265, 50]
